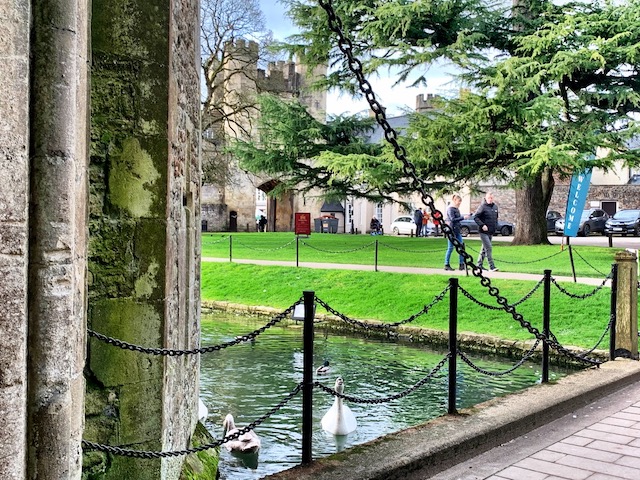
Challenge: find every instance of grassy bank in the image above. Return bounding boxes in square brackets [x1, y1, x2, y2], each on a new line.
[202, 232, 618, 278]
[201, 262, 611, 350]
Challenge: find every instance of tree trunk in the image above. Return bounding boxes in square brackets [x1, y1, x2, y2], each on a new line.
[512, 169, 555, 245]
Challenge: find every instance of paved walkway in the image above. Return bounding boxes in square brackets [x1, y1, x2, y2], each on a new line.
[202, 257, 611, 286]
[427, 378, 640, 480]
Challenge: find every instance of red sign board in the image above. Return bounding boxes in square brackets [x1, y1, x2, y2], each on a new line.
[295, 212, 311, 235]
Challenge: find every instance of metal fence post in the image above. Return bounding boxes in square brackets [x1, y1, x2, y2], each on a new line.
[296, 236, 299, 267]
[542, 270, 551, 383]
[374, 239, 379, 272]
[229, 235, 233, 262]
[301, 290, 315, 465]
[448, 277, 458, 415]
[609, 263, 618, 360]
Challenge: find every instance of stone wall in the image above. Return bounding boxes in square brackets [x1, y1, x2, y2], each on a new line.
[86, 0, 201, 478]
[0, 1, 30, 478]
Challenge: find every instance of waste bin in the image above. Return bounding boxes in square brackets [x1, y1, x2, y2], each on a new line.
[314, 218, 323, 233]
[321, 217, 338, 233]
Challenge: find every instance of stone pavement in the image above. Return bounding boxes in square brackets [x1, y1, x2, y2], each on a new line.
[427, 375, 640, 480]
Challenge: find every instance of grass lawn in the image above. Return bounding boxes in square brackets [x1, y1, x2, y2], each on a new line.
[201, 261, 614, 350]
[202, 232, 618, 278]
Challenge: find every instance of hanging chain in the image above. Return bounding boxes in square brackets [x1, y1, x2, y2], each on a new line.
[88, 301, 301, 356]
[314, 353, 451, 404]
[317, 0, 600, 366]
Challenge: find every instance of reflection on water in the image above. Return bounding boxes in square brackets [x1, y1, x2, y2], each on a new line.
[200, 312, 569, 480]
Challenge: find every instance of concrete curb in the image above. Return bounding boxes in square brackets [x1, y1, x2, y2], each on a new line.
[265, 359, 640, 480]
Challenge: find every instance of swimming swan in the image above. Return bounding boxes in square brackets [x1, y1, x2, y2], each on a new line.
[321, 377, 357, 436]
[222, 413, 261, 454]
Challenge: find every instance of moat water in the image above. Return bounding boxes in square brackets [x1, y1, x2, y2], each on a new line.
[200, 311, 571, 479]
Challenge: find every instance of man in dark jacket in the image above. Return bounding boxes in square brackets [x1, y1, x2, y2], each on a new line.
[473, 192, 499, 271]
[413, 208, 423, 237]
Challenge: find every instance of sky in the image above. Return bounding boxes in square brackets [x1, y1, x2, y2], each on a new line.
[258, 0, 458, 117]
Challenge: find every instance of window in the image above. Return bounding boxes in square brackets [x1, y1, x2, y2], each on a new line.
[376, 203, 383, 224]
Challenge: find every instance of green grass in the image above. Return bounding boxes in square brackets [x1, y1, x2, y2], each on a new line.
[202, 232, 619, 278]
[201, 262, 612, 350]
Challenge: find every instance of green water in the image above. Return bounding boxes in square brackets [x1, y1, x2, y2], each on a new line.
[200, 312, 570, 479]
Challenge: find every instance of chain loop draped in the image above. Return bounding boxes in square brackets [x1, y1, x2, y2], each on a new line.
[314, 353, 450, 404]
[87, 301, 301, 356]
[315, 286, 450, 331]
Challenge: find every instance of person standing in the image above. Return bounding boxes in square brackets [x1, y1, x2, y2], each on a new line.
[421, 208, 430, 236]
[444, 194, 465, 271]
[473, 192, 499, 271]
[413, 208, 423, 237]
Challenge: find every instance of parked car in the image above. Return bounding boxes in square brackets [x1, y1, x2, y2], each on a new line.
[459, 217, 514, 237]
[546, 210, 562, 232]
[604, 209, 640, 236]
[389, 216, 416, 235]
[554, 208, 608, 236]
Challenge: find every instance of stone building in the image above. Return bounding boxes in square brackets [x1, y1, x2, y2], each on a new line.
[1, 1, 204, 479]
[202, 39, 330, 233]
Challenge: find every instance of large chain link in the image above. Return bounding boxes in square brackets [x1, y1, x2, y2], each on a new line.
[315, 285, 450, 331]
[82, 382, 303, 458]
[314, 353, 450, 404]
[88, 301, 301, 356]
[317, 0, 601, 366]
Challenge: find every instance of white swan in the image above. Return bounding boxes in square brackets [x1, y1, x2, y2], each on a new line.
[198, 397, 208, 423]
[321, 377, 357, 436]
[222, 413, 261, 454]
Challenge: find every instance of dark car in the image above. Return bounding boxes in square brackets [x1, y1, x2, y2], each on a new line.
[604, 209, 640, 236]
[554, 208, 608, 236]
[546, 210, 562, 232]
[459, 217, 514, 237]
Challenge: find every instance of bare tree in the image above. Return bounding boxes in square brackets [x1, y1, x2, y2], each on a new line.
[200, 0, 277, 187]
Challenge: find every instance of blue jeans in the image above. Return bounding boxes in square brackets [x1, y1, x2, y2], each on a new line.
[444, 231, 465, 266]
[477, 232, 495, 269]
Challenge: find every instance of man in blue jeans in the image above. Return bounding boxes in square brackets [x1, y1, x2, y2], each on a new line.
[473, 191, 499, 271]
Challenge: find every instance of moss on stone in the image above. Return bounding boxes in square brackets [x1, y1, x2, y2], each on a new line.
[180, 423, 220, 480]
[109, 137, 160, 218]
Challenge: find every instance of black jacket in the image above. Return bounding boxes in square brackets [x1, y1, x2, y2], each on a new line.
[473, 199, 499, 235]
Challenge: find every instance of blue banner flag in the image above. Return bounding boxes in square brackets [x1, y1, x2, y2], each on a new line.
[563, 168, 593, 237]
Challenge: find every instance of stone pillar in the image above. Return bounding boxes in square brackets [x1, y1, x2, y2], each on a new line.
[0, 1, 30, 478]
[615, 250, 638, 359]
[85, 0, 201, 478]
[27, 0, 89, 479]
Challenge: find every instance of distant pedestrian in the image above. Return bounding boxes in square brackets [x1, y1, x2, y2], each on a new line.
[444, 194, 465, 271]
[413, 208, 423, 237]
[421, 208, 430, 236]
[473, 192, 499, 271]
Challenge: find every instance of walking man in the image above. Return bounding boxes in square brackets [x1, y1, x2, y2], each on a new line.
[413, 208, 423, 237]
[473, 192, 499, 271]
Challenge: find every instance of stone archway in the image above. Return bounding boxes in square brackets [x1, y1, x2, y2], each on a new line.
[257, 179, 296, 232]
